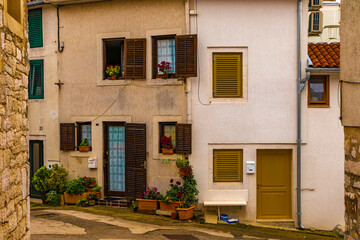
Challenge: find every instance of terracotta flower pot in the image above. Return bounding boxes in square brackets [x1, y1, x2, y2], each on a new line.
[78, 146, 91, 152]
[160, 201, 180, 212]
[80, 202, 88, 207]
[64, 192, 88, 204]
[161, 73, 168, 79]
[136, 199, 158, 210]
[177, 206, 195, 220]
[161, 148, 174, 155]
[111, 74, 117, 80]
[96, 192, 101, 199]
[88, 200, 95, 206]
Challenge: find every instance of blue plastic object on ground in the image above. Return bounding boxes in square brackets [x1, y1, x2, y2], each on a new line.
[220, 214, 228, 221]
[227, 218, 239, 223]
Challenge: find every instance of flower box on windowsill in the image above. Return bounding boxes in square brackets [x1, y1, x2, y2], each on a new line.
[161, 148, 174, 155]
[78, 146, 91, 152]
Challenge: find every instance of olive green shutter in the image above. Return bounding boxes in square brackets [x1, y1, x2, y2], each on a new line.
[124, 39, 146, 79]
[29, 60, 44, 99]
[28, 8, 43, 48]
[60, 123, 75, 151]
[214, 149, 243, 182]
[213, 53, 242, 98]
[176, 34, 197, 77]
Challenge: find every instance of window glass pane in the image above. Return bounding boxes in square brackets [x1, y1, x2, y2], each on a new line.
[310, 78, 325, 102]
[81, 124, 92, 146]
[163, 125, 176, 148]
[108, 126, 125, 192]
[104, 39, 123, 78]
[157, 39, 176, 74]
[313, 13, 320, 31]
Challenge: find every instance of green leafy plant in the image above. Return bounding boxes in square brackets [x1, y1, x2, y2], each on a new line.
[48, 164, 68, 194]
[76, 198, 88, 207]
[66, 179, 85, 195]
[32, 166, 52, 204]
[80, 177, 96, 188]
[105, 65, 121, 76]
[91, 186, 102, 192]
[79, 138, 89, 147]
[87, 192, 97, 200]
[163, 179, 182, 203]
[176, 158, 199, 208]
[46, 190, 62, 207]
[132, 200, 139, 212]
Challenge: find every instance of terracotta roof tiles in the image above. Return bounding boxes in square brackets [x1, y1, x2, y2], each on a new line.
[308, 42, 340, 68]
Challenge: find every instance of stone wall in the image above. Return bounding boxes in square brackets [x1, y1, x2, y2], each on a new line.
[345, 127, 360, 240]
[0, 1, 30, 239]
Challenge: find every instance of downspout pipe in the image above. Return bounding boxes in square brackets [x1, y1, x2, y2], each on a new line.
[297, 0, 310, 230]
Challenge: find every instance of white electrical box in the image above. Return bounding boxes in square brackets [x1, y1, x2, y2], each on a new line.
[88, 156, 97, 169]
[48, 161, 60, 169]
[246, 161, 255, 174]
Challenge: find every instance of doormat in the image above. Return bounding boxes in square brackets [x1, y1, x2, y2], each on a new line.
[163, 234, 199, 240]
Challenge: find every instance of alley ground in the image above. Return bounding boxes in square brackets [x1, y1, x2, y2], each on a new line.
[30, 205, 342, 240]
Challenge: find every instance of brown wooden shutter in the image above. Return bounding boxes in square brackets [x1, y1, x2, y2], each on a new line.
[176, 124, 192, 154]
[60, 123, 75, 151]
[124, 39, 146, 79]
[125, 123, 147, 198]
[176, 34, 197, 77]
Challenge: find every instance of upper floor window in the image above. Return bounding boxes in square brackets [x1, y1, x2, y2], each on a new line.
[213, 53, 243, 98]
[309, 11, 323, 35]
[308, 75, 329, 107]
[152, 35, 176, 78]
[28, 8, 43, 48]
[103, 39, 125, 79]
[29, 60, 44, 99]
[7, 0, 21, 24]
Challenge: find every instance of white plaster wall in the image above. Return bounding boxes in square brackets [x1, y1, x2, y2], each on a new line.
[28, 6, 60, 165]
[191, 0, 342, 230]
[301, 73, 344, 230]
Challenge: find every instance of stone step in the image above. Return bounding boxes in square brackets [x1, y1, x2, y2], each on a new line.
[96, 197, 130, 208]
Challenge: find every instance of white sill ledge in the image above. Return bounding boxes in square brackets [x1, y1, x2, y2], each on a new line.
[70, 151, 92, 158]
[97, 78, 183, 87]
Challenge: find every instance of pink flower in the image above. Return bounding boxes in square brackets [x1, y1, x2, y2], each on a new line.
[170, 179, 174, 183]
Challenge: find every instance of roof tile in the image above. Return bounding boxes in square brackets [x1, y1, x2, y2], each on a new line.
[308, 42, 340, 68]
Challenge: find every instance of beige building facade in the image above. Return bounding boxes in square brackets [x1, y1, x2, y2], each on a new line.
[0, 0, 30, 239]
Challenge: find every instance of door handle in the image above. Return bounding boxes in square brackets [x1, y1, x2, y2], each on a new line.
[144, 161, 147, 169]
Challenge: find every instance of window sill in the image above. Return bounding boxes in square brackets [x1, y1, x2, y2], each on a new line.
[97, 79, 131, 86]
[209, 97, 248, 104]
[70, 151, 92, 158]
[153, 153, 184, 161]
[147, 78, 183, 86]
[307, 104, 330, 108]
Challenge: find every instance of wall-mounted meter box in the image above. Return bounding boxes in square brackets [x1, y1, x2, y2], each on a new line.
[246, 161, 255, 174]
[88, 156, 97, 169]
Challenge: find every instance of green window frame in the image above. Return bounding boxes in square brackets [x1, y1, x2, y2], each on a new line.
[29, 59, 44, 99]
[213, 53, 243, 98]
[213, 149, 243, 182]
[28, 8, 43, 48]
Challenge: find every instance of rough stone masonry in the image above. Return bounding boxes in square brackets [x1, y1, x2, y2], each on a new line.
[0, 0, 30, 239]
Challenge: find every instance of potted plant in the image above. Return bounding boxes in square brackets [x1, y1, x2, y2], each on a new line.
[160, 179, 182, 212]
[136, 187, 161, 210]
[81, 177, 96, 191]
[160, 136, 174, 154]
[77, 198, 89, 207]
[64, 178, 87, 204]
[106, 65, 121, 80]
[45, 190, 62, 207]
[132, 200, 139, 213]
[157, 61, 171, 79]
[78, 138, 91, 152]
[175, 158, 199, 220]
[91, 186, 102, 199]
[87, 192, 97, 206]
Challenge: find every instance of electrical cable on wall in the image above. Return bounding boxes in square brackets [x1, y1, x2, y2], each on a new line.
[195, 0, 211, 106]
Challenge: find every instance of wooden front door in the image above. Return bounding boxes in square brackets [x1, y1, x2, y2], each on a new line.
[29, 140, 44, 199]
[104, 123, 146, 198]
[257, 149, 292, 220]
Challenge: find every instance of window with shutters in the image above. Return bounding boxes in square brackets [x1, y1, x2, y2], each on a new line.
[159, 122, 176, 153]
[29, 60, 44, 99]
[103, 38, 125, 79]
[308, 75, 329, 107]
[77, 122, 92, 148]
[213, 149, 243, 182]
[28, 8, 43, 48]
[152, 35, 176, 79]
[213, 53, 243, 98]
[309, 11, 323, 35]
